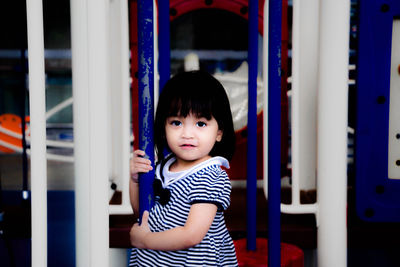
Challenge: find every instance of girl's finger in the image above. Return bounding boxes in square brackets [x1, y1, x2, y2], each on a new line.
[133, 157, 152, 165]
[132, 161, 152, 170]
[133, 160, 152, 169]
[141, 211, 150, 226]
[133, 150, 146, 157]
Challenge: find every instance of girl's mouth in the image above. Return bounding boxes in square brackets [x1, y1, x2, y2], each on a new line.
[181, 144, 195, 148]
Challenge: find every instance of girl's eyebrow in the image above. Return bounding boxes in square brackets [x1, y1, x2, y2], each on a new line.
[195, 116, 211, 120]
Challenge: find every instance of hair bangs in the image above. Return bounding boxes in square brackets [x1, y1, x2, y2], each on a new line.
[166, 94, 213, 120]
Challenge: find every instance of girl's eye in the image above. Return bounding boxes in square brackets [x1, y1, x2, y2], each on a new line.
[196, 121, 207, 127]
[170, 120, 182, 126]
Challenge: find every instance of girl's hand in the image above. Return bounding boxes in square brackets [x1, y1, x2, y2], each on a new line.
[130, 150, 153, 183]
[130, 211, 151, 249]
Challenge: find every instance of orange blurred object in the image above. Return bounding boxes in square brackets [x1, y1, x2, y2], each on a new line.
[0, 113, 30, 153]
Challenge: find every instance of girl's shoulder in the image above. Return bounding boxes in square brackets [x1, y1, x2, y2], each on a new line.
[188, 159, 232, 211]
[192, 157, 229, 176]
[192, 161, 231, 187]
[197, 163, 225, 176]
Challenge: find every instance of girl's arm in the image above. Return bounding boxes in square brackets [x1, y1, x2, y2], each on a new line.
[129, 179, 139, 215]
[130, 203, 218, 251]
[129, 150, 153, 214]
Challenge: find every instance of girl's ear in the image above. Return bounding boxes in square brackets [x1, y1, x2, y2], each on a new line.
[216, 130, 223, 142]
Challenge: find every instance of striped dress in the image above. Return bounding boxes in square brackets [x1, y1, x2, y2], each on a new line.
[129, 156, 238, 266]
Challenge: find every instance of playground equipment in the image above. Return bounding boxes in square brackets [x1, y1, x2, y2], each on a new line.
[0, 101, 74, 162]
[133, 0, 349, 266]
[287, 1, 349, 266]
[355, 0, 400, 222]
[18, 0, 354, 266]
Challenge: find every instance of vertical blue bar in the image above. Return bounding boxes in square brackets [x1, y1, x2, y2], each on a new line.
[246, 0, 258, 251]
[158, 0, 170, 91]
[268, 0, 282, 266]
[137, 0, 155, 219]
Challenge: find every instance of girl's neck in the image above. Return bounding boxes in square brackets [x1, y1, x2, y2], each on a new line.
[169, 155, 212, 172]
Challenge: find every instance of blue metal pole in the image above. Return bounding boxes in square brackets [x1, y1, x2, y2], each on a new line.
[158, 0, 170, 91]
[246, 0, 258, 251]
[268, 0, 282, 266]
[137, 0, 155, 219]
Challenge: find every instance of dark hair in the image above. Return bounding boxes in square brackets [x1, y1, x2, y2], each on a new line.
[154, 70, 236, 161]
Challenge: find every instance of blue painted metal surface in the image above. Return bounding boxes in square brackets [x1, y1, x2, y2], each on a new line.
[137, 0, 155, 219]
[355, 0, 400, 222]
[246, 0, 258, 252]
[158, 0, 170, 91]
[268, 0, 282, 266]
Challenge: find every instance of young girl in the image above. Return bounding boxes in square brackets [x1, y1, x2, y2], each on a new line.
[129, 70, 238, 266]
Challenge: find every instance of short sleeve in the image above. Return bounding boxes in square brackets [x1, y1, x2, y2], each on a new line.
[188, 166, 232, 211]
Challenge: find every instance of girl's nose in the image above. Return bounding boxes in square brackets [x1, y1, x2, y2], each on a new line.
[181, 125, 194, 138]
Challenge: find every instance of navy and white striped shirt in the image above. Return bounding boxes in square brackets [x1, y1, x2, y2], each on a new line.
[129, 156, 238, 266]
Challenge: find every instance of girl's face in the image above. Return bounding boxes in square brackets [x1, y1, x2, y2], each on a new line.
[165, 113, 223, 170]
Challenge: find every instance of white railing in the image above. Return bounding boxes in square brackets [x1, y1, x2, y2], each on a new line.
[281, 0, 320, 218]
[23, 0, 133, 266]
[26, 1, 47, 266]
